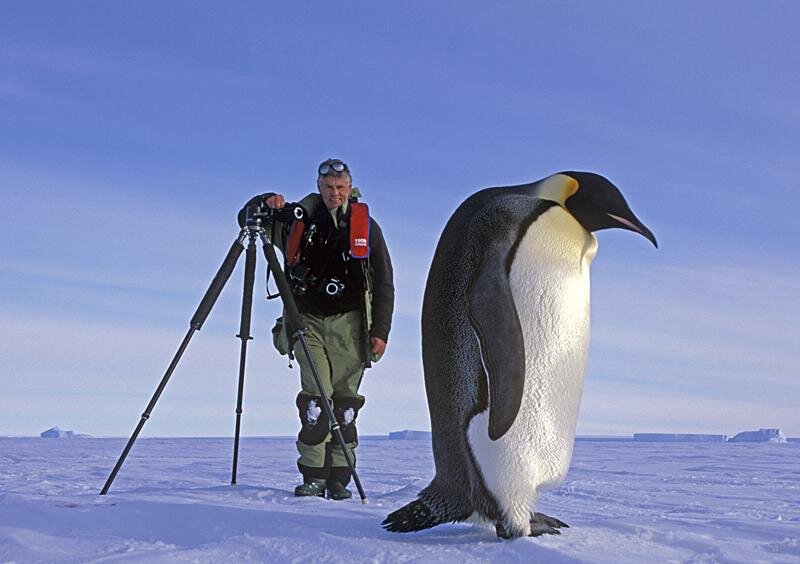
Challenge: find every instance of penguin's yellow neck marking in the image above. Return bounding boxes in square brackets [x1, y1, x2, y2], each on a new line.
[532, 174, 578, 206]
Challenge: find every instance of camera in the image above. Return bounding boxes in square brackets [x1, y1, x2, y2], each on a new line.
[245, 201, 305, 226]
[323, 278, 346, 298]
[289, 264, 318, 296]
[290, 273, 345, 299]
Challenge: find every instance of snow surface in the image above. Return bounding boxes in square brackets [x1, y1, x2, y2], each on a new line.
[1, 437, 798, 563]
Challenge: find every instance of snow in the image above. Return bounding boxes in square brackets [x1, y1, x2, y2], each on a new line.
[306, 400, 322, 425]
[1, 437, 799, 563]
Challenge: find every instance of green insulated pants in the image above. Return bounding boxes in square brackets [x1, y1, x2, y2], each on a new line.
[293, 309, 365, 475]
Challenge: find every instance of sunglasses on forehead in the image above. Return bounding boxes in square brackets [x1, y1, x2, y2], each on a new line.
[318, 161, 349, 175]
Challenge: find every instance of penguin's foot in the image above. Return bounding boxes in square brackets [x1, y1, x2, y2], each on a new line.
[528, 512, 569, 537]
[494, 521, 525, 539]
[383, 498, 439, 532]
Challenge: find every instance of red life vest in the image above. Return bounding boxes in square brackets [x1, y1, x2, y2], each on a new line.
[286, 201, 370, 267]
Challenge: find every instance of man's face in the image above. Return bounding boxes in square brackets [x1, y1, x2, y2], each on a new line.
[317, 174, 352, 210]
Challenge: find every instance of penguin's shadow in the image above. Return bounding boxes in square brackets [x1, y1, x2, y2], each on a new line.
[379, 525, 496, 546]
[376, 523, 584, 562]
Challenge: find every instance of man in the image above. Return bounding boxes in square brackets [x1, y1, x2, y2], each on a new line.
[238, 158, 394, 500]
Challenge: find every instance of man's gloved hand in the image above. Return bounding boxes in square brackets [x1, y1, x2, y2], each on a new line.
[264, 194, 286, 209]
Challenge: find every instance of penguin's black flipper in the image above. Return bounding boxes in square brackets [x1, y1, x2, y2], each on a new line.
[466, 244, 526, 441]
[463, 195, 558, 441]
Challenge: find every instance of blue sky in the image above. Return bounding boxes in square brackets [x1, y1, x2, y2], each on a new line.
[1, 2, 798, 438]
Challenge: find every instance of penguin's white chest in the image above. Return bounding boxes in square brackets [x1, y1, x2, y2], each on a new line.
[467, 206, 597, 528]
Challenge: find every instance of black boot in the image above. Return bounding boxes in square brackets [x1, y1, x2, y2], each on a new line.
[294, 477, 326, 497]
[329, 466, 352, 486]
[326, 466, 352, 500]
[326, 480, 352, 500]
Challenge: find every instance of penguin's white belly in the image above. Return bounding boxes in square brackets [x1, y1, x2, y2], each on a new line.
[467, 206, 597, 530]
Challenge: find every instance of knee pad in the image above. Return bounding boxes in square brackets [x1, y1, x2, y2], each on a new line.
[332, 396, 365, 444]
[296, 393, 330, 445]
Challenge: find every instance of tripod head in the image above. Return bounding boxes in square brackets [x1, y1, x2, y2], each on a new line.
[244, 200, 306, 227]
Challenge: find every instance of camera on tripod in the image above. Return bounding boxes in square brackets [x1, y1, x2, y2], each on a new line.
[244, 201, 305, 226]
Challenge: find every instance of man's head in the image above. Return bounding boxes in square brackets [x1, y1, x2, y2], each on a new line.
[317, 158, 352, 210]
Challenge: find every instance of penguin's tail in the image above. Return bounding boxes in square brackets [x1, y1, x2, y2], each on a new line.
[382, 485, 469, 533]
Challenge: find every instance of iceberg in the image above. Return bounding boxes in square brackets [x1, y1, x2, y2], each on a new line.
[39, 427, 91, 438]
[40, 427, 74, 438]
[728, 428, 787, 443]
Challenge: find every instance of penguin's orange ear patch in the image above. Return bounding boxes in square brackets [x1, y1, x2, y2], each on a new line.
[564, 176, 579, 198]
[534, 174, 580, 205]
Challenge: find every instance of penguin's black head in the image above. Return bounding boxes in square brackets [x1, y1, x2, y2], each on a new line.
[562, 171, 658, 248]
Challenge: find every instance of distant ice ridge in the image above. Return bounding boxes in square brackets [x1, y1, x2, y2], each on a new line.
[40, 427, 92, 438]
[388, 430, 431, 440]
[633, 428, 788, 443]
[392, 429, 793, 442]
[728, 428, 787, 443]
[634, 433, 727, 443]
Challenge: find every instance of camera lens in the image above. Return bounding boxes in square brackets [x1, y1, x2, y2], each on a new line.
[323, 278, 344, 297]
[325, 281, 340, 296]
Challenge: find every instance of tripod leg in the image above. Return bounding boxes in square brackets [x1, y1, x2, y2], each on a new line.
[258, 232, 369, 503]
[231, 234, 258, 484]
[100, 232, 247, 495]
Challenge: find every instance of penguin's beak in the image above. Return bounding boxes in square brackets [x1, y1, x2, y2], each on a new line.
[606, 212, 658, 248]
[562, 171, 658, 248]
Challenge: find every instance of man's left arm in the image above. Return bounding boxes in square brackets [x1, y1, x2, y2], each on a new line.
[368, 219, 395, 354]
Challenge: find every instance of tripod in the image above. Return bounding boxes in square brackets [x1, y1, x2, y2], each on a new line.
[99, 219, 368, 503]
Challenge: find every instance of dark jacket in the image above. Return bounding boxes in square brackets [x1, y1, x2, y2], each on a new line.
[238, 192, 394, 344]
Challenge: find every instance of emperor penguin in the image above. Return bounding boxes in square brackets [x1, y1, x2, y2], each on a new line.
[383, 172, 657, 539]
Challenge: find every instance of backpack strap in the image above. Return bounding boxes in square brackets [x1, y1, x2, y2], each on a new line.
[286, 219, 306, 267]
